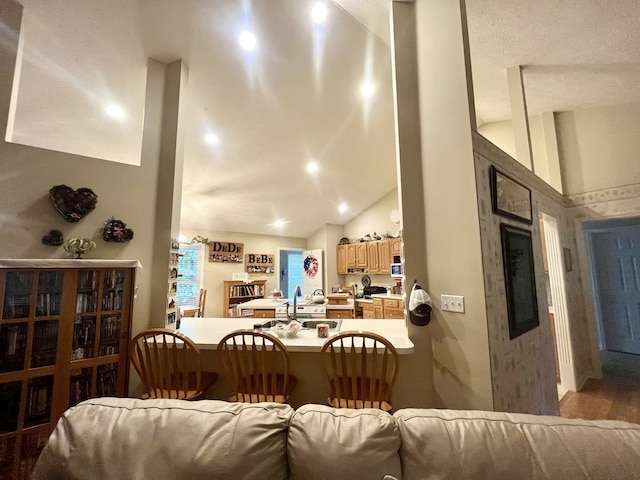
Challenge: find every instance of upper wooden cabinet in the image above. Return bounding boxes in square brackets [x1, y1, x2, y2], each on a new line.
[336, 245, 347, 274]
[390, 238, 401, 258]
[367, 242, 379, 274]
[337, 238, 399, 275]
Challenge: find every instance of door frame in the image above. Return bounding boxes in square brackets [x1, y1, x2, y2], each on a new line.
[540, 212, 579, 392]
[277, 247, 303, 299]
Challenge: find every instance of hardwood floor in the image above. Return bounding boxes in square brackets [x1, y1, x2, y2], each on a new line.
[559, 353, 640, 424]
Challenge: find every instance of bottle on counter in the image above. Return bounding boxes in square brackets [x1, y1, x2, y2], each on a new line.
[386, 285, 392, 295]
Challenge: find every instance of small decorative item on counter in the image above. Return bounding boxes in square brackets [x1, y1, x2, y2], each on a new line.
[49, 184, 98, 222]
[273, 321, 302, 339]
[63, 237, 96, 259]
[317, 323, 329, 339]
[41, 229, 64, 246]
[103, 217, 134, 242]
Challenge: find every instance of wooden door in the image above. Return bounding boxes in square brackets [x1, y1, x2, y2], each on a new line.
[591, 225, 640, 354]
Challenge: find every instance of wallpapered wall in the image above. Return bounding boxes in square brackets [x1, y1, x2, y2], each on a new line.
[472, 132, 593, 415]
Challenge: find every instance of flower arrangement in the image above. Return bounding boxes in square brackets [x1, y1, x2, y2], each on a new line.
[273, 320, 302, 338]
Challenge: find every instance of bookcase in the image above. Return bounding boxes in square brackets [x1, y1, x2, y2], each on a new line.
[223, 280, 266, 318]
[0, 259, 138, 480]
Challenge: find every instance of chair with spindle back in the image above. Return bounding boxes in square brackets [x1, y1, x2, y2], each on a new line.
[320, 331, 399, 412]
[130, 328, 217, 400]
[217, 329, 297, 403]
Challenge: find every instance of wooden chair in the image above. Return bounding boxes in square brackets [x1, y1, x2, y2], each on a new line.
[130, 328, 217, 400]
[180, 289, 206, 318]
[320, 331, 399, 412]
[338, 285, 356, 318]
[217, 329, 297, 403]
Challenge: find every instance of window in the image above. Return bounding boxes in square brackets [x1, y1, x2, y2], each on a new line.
[176, 244, 204, 308]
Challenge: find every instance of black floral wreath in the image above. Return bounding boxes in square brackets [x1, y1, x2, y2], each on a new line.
[103, 217, 134, 242]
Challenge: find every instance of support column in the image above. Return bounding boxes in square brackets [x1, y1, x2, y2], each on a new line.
[542, 111, 563, 193]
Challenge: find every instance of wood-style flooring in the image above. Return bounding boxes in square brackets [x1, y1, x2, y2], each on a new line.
[559, 354, 640, 424]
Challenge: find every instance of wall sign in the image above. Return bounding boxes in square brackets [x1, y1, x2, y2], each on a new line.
[209, 242, 243, 263]
[245, 253, 275, 273]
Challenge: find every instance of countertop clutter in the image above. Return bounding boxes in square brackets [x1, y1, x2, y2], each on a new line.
[178, 317, 414, 354]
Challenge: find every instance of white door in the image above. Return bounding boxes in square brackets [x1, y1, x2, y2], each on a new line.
[591, 225, 640, 354]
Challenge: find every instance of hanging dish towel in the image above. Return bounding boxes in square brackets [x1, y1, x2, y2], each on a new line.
[409, 282, 432, 326]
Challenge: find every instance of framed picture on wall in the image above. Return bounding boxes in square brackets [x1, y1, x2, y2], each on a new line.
[490, 166, 533, 224]
[500, 223, 539, 339]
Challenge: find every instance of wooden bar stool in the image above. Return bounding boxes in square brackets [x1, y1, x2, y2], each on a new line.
[218, 329, 297, 403]
[130, 328, 217, 400]
[320, 331, 399, 412]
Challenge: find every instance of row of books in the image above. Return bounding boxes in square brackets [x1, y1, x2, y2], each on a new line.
[30, 321, 58, 368]
[103, 270, 125, 289]
[35, 292, 62, 317]
[72, 317, 96, 355]
[0, 324, 27, 373]
[77, 271, 97, 291]
[100, 315, 121, 343]
[24, 377, 53, 427]
[37, 271, 64, 293]
[102, 291, 123, 311]
[2, 294, 31, 320]
[97, 365, 118, 396]
[229, 284, 264, 298]
[76, 292, 98, 313]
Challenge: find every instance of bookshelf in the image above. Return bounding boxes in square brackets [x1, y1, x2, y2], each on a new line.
[223, 280, 267, 318]
[0, 259, 138, 480]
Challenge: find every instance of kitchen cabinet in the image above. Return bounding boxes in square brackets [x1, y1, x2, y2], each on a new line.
[390, 238, 402, 258]
[326, 309, 353, 319]
[355, 243, 367, 269]
[377, 240, 391, 275]
[252, 309, 275, 319]
[0, 260, 136, 480]
[382, 298, 404, 319]
[336, 245, 347, 275]
[345, 244, 356, 269]
[367, 241, 379, 274]
[223, 280, 267, 318]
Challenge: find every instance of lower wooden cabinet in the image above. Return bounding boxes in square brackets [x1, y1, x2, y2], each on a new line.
[252, 309, 275, 318]
[326, 308, 354, 319]
[359, 297, 404, 319]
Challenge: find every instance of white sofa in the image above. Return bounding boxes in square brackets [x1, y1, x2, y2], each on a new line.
[33, 397, 640, 480]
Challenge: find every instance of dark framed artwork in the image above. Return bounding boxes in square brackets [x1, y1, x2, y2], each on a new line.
[490, 166, 533, 224]
[500, 223, 539, 339]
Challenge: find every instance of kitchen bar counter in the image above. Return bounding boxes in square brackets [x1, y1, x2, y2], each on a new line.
[178, 317, 414, 354]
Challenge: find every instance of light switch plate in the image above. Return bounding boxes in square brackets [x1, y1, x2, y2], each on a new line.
[441, 294, 465, 313]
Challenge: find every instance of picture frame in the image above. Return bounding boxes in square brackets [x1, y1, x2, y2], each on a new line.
[490, 166, 532, 224]
[500, 223, 539, 339]
[563, 247, 573, 272]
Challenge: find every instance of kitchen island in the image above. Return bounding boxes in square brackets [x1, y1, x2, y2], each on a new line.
[175, 317, 414, 408]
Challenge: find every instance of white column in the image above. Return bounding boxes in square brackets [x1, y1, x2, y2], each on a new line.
[542, 111, 564, 193]
[507, 65, 534, 170]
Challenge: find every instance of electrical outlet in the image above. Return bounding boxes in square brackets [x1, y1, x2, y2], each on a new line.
[441, 294, 465, 313]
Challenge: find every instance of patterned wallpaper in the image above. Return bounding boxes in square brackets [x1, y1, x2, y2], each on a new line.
[473, 132, 594, 415]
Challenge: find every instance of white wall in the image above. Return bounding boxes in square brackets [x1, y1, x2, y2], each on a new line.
[556, 102, 640, 195]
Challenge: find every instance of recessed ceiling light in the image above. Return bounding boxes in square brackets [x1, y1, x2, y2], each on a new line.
[106, 105, 125, 118]
[306, 162, 319, 173]
[360, 82, 375, 98]
[338, 203, 348, 213]
[239, 31, 257, 51]
[205, 133, 219, 145]
[311, 3, 328, 23]
[273, 219, 285, 228]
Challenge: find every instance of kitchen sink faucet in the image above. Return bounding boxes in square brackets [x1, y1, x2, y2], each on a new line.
[286, 285, 302, 323]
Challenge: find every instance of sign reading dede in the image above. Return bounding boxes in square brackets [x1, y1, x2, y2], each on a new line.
[208, 242, 244, 263]
[245, 253, 275, 273]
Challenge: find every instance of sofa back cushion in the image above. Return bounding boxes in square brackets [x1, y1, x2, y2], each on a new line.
[394, 408, 640, 480]
[32, 397, 293, 480]
[288, 404, 402, 480]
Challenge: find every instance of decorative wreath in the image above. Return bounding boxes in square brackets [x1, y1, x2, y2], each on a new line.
[303, 255, 319, 277]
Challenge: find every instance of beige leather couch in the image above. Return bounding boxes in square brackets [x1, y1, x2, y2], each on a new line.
[33, 397, 640, 480]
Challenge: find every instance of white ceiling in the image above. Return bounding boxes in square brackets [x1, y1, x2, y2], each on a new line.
[8, 0, 640, 238]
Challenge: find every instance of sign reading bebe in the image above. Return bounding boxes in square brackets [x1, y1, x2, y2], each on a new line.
[208, 242, 244, 263]
[245, 254, 275, 273]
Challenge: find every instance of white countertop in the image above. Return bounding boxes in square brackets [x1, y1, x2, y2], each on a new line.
[237, 298, 288, 309]
[370, 293, 404, 300]
[178, 317, 414, 354]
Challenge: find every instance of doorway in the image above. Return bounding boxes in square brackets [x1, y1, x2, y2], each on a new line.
[585, 217, 640, 356]
[540, 212, 579, 393]
[278, 248, 303, 300]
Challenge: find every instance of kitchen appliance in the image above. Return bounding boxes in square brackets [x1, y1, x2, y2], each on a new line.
[275, 302, 326, 319]
[312, 289, 325, 303]
[391, 263, 403, 278]
[362, 285, 387, 299]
